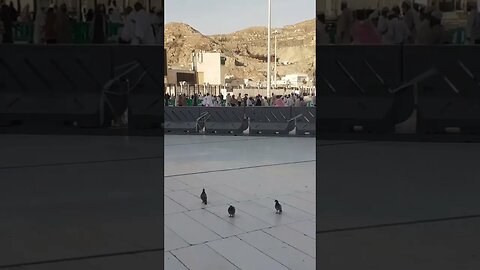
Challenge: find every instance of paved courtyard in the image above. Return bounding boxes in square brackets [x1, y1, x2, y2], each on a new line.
[164, 135, 316, 270]
[317, 140, 480, 269]
[0, 134, 163, 269]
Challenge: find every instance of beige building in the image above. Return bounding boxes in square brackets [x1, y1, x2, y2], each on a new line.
[193, 52, 227, 86]
[166, 69, 196, 85]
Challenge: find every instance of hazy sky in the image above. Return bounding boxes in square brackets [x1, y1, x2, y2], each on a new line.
[165, 0, 315, 35]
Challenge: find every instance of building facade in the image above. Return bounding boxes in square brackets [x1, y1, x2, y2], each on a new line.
[193, 52, 227, 86]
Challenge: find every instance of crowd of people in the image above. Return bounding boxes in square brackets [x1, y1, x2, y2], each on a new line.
[164, 93, 316, 107]
[318, 1, 480, 45]
[0, 0, 162, 44]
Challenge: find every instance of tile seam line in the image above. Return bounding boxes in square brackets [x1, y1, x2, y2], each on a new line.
[203, 242, 242, 270]
[0, 156, 163, 170]
[168, 251, 192, 270]
[233, 235, 293, 270]
[164, 137, 272, 147]
[0, 248, 164, 269]
[165, 160, 315, 178]
[261, 229, 316, 260]
[317, 214, 480, 234]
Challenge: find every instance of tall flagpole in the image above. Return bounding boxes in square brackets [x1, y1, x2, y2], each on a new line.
[267, 0, 271, 97]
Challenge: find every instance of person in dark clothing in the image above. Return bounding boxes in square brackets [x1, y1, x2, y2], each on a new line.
[44, 7, 56, 44]
[91, 4, 106, 43]
[165, 93, 170, 106]
[193, 94, 198, 106]
[255, 96, 262, 106]
[86, 9, 94, 22]
[0, 1, 13, 43]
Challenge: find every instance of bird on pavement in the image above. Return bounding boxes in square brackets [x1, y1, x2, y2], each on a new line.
[200, 189, 207, 205]
[228, 205, 235, 217]
[275, 200, 282, 214]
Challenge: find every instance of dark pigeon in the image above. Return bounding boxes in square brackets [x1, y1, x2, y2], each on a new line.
[228, 205, 235, 217]
[200, 189, 207, 204]
[275, 200, 282, 214]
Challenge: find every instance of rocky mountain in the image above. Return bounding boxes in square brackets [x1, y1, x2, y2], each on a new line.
[164, 19, 315, 82]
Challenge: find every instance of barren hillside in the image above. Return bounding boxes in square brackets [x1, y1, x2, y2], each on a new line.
[165, 19, 315, 82]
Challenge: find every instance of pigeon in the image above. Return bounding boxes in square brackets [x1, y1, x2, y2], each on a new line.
[275, 200, 282, 214]
[228, 205, 235, 217]
[200, 189, 207, 205]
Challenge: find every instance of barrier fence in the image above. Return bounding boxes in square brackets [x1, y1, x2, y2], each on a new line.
[317, 44, 480, 135]
[0, 45, 164, 133]
[164, 106, 316, 136]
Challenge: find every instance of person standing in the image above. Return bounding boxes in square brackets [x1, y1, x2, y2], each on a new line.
[0, 1, 13, 43]
[429, 10, 446, 44]
[416, 6, 433, 44]
[402, 1, 418, 43]
[336, 1, 354, 44]
[33, 5, 46, 44]
[384, 7, 410, 44]
[131, 2, 155, 44]
[44, 7, 56, 44]
[56, 4, 72, 44]
[119, 6, 134, 44]
[351, 9, 381, 44]
[91, 4, 107, 44]
[467, 5, 480, 44]
[317, 13, 329, 44]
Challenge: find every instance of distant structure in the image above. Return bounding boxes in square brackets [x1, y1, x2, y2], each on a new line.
[193, 52, 227, 86]
[281, 74, 309, 89]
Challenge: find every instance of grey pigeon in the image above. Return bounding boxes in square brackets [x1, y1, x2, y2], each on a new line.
[228, 205, 235, 217]
[200, 189, 207, 204]
[275, 200, 282, 214]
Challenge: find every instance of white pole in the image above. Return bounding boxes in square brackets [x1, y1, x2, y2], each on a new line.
[274, 32, 277, 89]
[267, 0, 271, 97]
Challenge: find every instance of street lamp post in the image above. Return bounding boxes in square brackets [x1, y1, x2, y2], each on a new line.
[274, 30, 277, 90]
[267, 0, 271, 97]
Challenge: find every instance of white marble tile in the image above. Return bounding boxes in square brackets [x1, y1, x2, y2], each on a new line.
[165, 196, 188, 215]
[172, 244, 239, 270]
[286, 220, 316, 239]
[275, 195, 316, 215]
[207, 237, 289, 270]
[165, 190, 204, 211]
[235, 201, 297, 226]
[165, 213, 221, 245]
[290, 191, 316, 204]
[165, 226, 190, 251]
[185, 188, 235, 206]
[207, 184, 255, 202]
[206, 205, 271, 233]
[185, 209, 244, 238]
[264, 226, 316, 258]
[165, 178, 191, 191]
[253, 197, 314, 222]
[238, 231, 315, 270]
[165, 252, 189, 270]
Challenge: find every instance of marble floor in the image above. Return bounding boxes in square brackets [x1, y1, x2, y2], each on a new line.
[317, 140, 480, 269]
[0, 134, 163, 269]
[164, 135, 316, 270]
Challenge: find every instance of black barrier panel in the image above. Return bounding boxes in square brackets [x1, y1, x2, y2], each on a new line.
[0, 45, 111, 127]
[111, 46, 164, 130]
[199, 107, 248, 134]
[317, 45, 404, 132]
[292, 107, 316, 135]
[404, 46, 480, 133]
[164, 106, 200, 133]
[246, 107, 294, 134]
